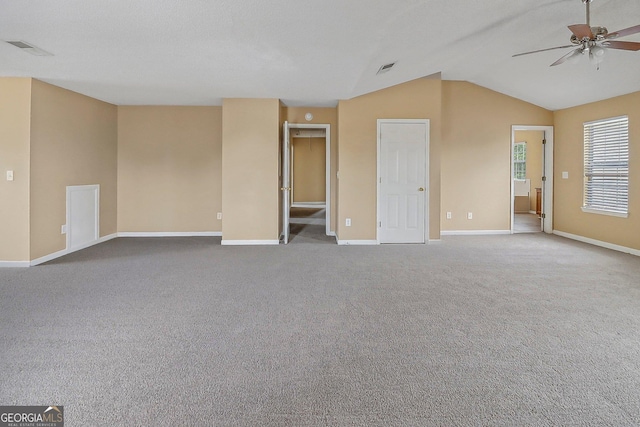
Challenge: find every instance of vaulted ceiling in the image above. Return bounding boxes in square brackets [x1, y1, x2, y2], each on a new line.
[1, 0, 639, 110]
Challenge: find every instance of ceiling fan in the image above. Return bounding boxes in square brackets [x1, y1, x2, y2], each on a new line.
[513, 0, 640, 67]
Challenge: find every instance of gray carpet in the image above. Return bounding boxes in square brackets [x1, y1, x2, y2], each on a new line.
[1, 234, 640, 426]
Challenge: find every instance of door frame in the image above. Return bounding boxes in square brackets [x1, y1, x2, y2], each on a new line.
[285, 123, 331, 237]
[510, 125, 554, 234]
[376, 119, 430, 244]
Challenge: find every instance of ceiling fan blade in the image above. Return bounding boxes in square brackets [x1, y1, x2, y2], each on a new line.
[605, 24, 640, 39]
[568, 24, 594, 40]
[512, 45, 574, 58]
[550, 48, 582, 67]
[603, 40, 640, 51]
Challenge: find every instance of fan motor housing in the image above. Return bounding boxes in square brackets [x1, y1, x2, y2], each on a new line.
[570, 26, 608, 44]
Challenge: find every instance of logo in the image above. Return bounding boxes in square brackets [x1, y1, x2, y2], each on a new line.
[0, 406, 63, 427]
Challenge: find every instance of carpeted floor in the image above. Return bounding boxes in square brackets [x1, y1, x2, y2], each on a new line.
[1, 234, 640, 426]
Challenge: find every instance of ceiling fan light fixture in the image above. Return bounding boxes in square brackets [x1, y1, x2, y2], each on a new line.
[513, 0, 640, 68]
[589, 45, 606, 66]
[591, 45, 606, 58]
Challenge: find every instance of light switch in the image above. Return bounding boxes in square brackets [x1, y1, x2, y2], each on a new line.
[6, 170, 13, 181]
[562, 171, 569, 179]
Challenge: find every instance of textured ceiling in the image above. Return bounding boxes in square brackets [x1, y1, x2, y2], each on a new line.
[1, 0, 639, 110]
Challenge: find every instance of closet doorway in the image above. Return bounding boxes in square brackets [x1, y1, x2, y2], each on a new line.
[281, 122, 333, 244]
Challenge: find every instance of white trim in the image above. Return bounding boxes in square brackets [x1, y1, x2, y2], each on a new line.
[337, 239, 379, 245]
[287, 123, 332, 237]
[441, 230, 511, 236]
[31, 233, 117, 266]
[326, 231, 336, 237]
[0, 261, 30, 268]
[118, 231, 222, 237]
[553, 230, 640, 257]
[428, 239, 442, 244]
[580, 207, 628, 218]
[510, 126, 553, 234]
[221, 240, 280, 246]
[377, 119, 430, 244]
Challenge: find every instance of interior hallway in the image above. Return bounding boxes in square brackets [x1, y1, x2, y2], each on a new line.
[514, 213, 541, 233]
[289, 207, 335, 244]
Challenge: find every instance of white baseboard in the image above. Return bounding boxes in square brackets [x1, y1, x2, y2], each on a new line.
[0, 260, 31, 268]
[529, 210, 537, 215]
[337, 239, 379, 245]
[118, 231, 222, 237]
[221, 240, 279, 246]
[428, 239, 442, 244]
[441, 230, 511, 236]
[30, 233, 118, 266]
[553, 230, 640, 257]
[327, 231, 336, 237]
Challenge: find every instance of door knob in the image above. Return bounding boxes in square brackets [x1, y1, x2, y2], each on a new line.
[418, 187, 425, 191]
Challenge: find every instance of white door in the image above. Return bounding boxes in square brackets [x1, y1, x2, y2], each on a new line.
[378, 120, 428, 243]
[281, 121, 291, 244]
[67, 185, 99, 250]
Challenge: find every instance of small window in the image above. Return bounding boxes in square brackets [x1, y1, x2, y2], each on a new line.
[583, 116, 629, 217]
[513, 142, 526, 180]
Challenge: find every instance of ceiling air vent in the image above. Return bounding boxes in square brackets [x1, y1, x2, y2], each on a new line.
[5, 40, 52, 56]
[377, 62, 396, 75]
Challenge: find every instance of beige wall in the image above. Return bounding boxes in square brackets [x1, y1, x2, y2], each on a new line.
[554, 91, 640, 250]
[337, 77, 442, 241]
[441, 81, 553, 231]
[29, 80, 118, 259]
[222, 98, 280, 241]
[285, 107, 338, 232]
[514, 130, 544, 211]
[117, 106, 222, 233]
[0, 78, 32, 261]
[292, 137, 326, 203]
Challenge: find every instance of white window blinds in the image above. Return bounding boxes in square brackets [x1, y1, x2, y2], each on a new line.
[583, 116, 629, 215]
[513, 142, 526, 180]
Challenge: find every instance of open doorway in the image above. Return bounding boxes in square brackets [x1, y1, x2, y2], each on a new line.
[511, 125, 554, 234]
[281, 122, 333, 244]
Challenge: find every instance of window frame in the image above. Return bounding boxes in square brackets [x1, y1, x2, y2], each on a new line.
[513, 141, 527, 181]
[582, 115, 629, 218]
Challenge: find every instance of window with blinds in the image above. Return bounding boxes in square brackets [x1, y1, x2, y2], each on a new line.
[513, 142, 526, 180]
[583, 116, 629, 217]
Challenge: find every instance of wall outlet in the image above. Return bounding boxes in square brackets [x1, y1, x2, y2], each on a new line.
[467, 212, 473, 220]
[345, 218, 351, 227]
[6, 170, 14, 181]
[217, 212, 222, 220]
[61, 225, 67, 235]
[562, 171, 569, 179]
[446, 212, 452, 219]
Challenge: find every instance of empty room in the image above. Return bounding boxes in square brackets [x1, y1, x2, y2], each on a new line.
[1, 0, 640, 425]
